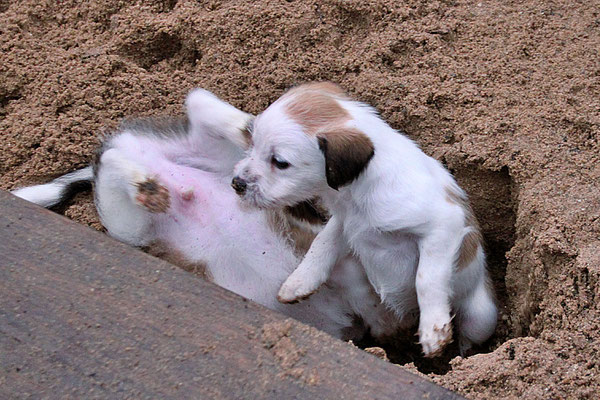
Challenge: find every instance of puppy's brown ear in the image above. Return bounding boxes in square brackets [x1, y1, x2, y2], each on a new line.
[317, 128, 375, 190]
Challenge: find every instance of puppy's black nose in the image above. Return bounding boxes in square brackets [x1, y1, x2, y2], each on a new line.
[231, 176, 247, 195]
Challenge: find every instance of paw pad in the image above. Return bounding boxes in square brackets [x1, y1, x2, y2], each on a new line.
[136, 178, 170, 213]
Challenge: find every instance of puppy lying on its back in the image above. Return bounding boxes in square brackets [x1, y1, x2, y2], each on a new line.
[13, 89, 402, 341]
[232, 82, 498, 357]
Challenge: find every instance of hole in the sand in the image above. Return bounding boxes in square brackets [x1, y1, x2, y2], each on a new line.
[0, 91, 22, 118]
[354, 164, 518, 375]
[455, 165, 517, 344]
[151, 0, 178, 12]
[119, 32, 183, 70]
[0, 93, 21, 108]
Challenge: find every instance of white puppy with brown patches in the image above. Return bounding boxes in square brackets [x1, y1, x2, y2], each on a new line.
[232, 82, 497, 357]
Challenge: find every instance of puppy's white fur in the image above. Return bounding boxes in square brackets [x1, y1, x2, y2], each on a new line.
[13, 88, 403, 342]
[233, 82, 497, 356]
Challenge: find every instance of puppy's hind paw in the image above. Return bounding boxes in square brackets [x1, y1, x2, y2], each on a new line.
[135, 177, 170, 213]
[419, 321, 453, 358]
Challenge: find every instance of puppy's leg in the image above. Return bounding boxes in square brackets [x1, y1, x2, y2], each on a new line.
[185, 89, 254, 174]
[415, 231, 458, 357]
[455, 274, 497, 355]
[277, 216, 345, 303]
[186, 88, 253, 149]
[95, 148, 170, 246]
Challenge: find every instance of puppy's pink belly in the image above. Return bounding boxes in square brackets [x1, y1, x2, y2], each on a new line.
[149, 164, 279, 257]
[151, 164, 234, 218]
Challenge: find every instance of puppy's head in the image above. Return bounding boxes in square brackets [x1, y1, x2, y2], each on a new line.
[232, 82, 374, 208]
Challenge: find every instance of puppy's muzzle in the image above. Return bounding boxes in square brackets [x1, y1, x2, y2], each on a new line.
[231, 176, 247, 195]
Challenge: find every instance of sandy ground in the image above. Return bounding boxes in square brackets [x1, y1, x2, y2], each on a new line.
[1, 1, 599, 398]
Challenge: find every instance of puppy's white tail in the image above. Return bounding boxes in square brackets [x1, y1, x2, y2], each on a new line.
[11, 166, 94, 208]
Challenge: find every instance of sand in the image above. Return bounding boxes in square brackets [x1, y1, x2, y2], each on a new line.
[1, 1, 599, 398]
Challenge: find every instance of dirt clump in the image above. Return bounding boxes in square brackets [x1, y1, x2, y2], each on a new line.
[1, 1, 599, 398]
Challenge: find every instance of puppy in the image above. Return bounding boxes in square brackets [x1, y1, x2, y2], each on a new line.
[12, 88, 401, 341]
[232, 82, 498, 356]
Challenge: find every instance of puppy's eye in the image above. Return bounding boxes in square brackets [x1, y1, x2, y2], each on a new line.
[271, 155, 290, 170]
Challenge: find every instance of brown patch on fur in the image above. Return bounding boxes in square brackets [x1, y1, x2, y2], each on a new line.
[300, 82, 349, 97]
[445, 185, 484, 271]
[241, 125, 252, 147]
[240, 118, 254, 148]
[136, 177, 170, 213]
[288, 224, 316, 255]
[457, 230, 482, 271]
[317, 127, 375, 190]
[266, 209, 318, 256]
[445, 185, 463, 206]
[283, 82, 374, 189]
[145, 240, 213, 282]
[285, 81, 348, 99]
[285, 87, 350, 135]
[464, 207, 480, 230]
[285, 199, 330, 225]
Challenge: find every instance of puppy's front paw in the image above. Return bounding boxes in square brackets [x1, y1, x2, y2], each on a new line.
[135, 177, 170, 213]
[277, 271, 321, 304]
[419, 318, 453, 358]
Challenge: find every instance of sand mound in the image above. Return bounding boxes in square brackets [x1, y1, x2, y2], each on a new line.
[1, 1, 599, 398]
